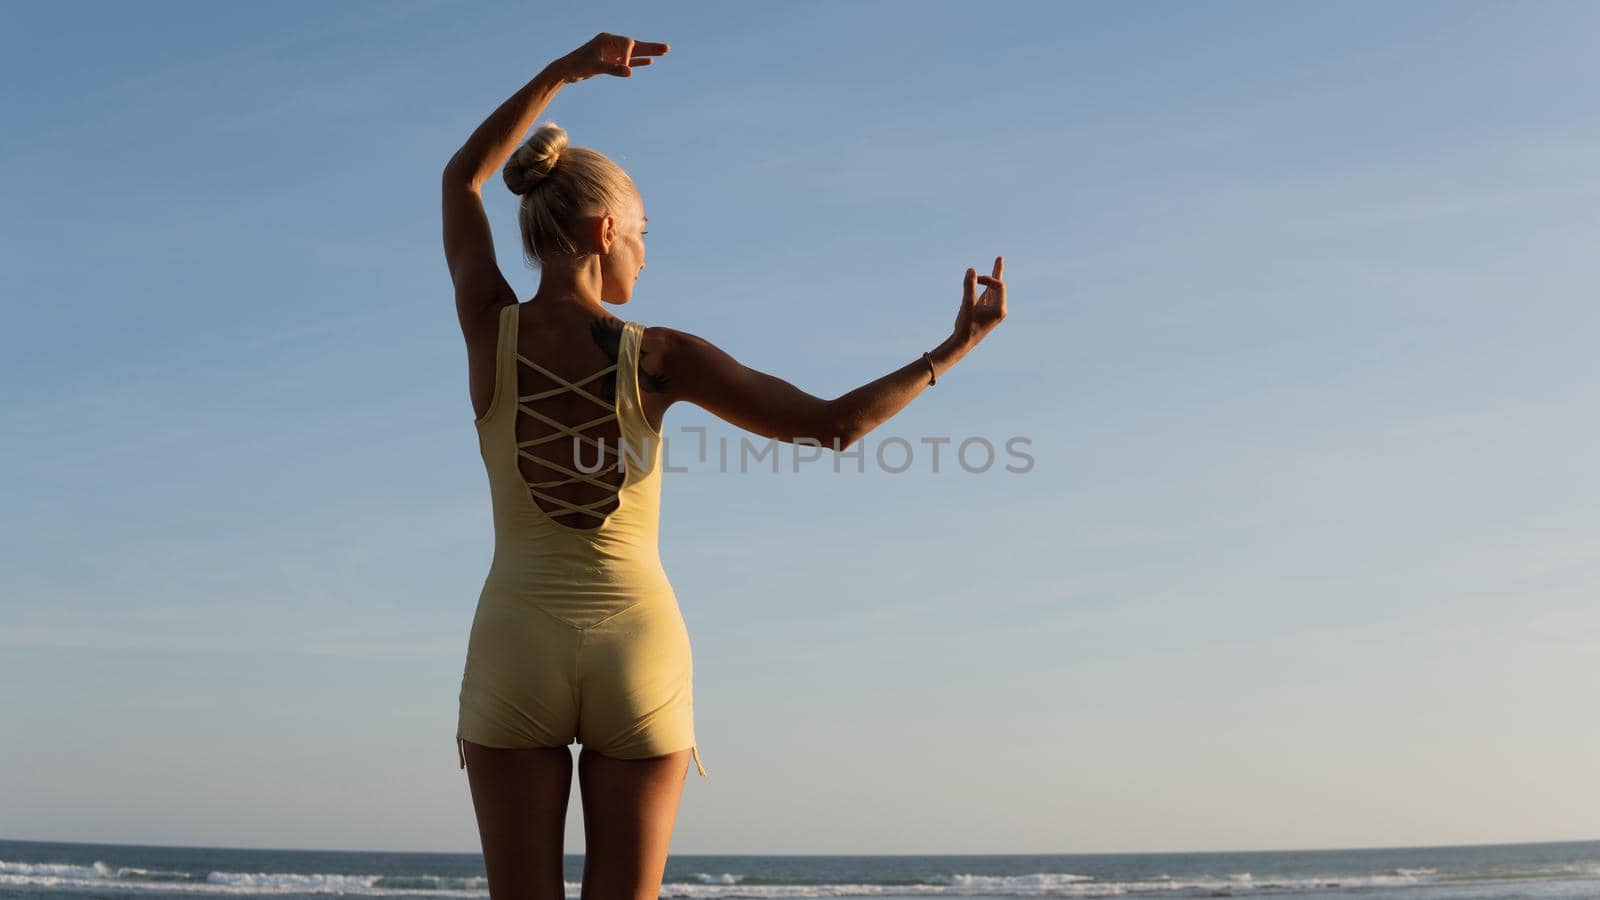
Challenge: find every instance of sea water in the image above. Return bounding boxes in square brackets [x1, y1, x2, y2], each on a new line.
[2, 837, 1598, 899]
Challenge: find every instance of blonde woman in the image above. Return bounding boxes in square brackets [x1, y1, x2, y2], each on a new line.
[441, 31, 1007, 900]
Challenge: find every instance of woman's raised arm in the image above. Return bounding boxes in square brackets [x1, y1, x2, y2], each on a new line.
[658, 259, 1008, 450]
[444, 33, 668, 189]
[441, 34, 669, 337]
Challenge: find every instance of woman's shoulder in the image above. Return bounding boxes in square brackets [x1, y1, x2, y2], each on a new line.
[639, 323, 719, 356]
[636, 323, 675, 372]
[637, 323, 732, 375]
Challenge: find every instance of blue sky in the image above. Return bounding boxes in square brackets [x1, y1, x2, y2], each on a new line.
[2, 0, 1598, 855]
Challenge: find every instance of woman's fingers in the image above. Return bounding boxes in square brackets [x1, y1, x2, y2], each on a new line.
[608, 37, 637, 75]
[958, 261, 1007, 337]
[575, 33, 670, 79]
[970, 254, 1006, 323]
[974, 275, 1001, 307]
[615, 36, 669, 71]
[972, 256, 998, 307]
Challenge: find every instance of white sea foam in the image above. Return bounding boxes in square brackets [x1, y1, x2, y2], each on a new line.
[658, 868, 1443, 896]
[943, 874, 1095, 889]
[0, 859, 491, 897]
[691, 872, 749, 884]
[0, 857, 1455, 898]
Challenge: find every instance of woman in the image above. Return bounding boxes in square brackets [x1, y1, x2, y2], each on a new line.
[441, 32, 1007, 900]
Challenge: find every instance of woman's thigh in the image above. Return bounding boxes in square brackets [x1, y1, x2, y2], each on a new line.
[462, 739, 575, 900]
[577, 745, 692, 900]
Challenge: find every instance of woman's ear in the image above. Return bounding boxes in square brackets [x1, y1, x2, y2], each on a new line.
[580, 214, 610, 254]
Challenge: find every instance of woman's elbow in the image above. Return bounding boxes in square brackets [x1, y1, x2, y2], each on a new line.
[812, 406, 862, 451]
[802, 430, 857, 452]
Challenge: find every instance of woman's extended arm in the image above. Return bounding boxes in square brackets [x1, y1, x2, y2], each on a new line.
[660, 259, 1008, 449]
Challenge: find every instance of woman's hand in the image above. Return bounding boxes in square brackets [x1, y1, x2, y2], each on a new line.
[548, 32, 670, 84]
[950, 256, 1007, 350]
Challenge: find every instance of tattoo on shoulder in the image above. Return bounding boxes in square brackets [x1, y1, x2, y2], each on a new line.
[590, 318, 670, 394]
[588, 318, 624, 360]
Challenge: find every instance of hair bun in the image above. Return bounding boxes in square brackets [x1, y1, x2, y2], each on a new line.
[503, 122, 570, 195]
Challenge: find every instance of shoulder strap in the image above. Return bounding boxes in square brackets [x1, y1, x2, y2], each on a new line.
[478, 304, 520, 424]
[615, 321, 657, 447]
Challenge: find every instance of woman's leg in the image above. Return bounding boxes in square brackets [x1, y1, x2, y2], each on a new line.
[576, 745, 692, 900]
[462, 739, 575, 900]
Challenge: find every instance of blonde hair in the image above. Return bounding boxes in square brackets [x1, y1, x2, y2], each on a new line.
[502, 121, 640, 268]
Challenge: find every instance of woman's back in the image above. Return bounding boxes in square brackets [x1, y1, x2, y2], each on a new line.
[497, 300, 645, 528]
[457, 300, 706, 778]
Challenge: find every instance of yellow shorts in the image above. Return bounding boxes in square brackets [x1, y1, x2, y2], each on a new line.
[456, 594, 706, 778]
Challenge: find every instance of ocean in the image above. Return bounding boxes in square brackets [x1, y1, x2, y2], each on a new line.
[2, 838, 1598, 899]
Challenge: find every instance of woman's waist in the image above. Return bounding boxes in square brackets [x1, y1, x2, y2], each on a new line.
[477, 564, 677, 628]
[488, 528, 664, 565]
[482, 551, 673, 597]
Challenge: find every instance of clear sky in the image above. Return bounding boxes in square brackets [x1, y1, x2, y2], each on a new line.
[2, 0, 1597, 856]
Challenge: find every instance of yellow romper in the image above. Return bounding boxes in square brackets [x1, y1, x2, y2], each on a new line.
[456, 303, 706, 779]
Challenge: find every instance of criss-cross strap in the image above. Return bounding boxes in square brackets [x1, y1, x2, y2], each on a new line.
[516, 355, 616, 409]
[515, 407, 625, 465]
[518, 448, 624, 519]
[513, 350, 627, 524]
[528, 484, 621, 521]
